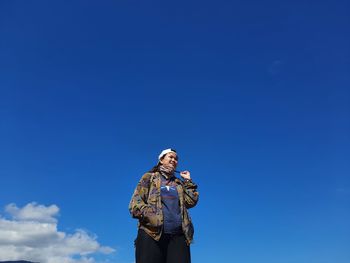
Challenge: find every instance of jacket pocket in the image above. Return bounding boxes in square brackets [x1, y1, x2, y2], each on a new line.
[141, 206, 161, 228]
[143, 214, 161, 227]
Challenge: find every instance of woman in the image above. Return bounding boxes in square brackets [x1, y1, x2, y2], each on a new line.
[129, 148, 199, 263]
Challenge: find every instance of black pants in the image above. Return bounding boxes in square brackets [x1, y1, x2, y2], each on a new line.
[135, 229, 191, 263]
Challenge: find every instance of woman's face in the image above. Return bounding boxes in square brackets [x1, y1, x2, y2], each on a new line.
[160, 152, 178, 169]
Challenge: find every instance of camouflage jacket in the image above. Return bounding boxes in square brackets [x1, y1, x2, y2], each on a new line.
[129, 171, 199, 245]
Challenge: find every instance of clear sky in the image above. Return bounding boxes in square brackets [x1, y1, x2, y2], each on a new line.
[0, 1, 349, 263]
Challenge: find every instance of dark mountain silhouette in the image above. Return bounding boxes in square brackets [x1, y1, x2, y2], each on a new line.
[0, 261, 38, 263]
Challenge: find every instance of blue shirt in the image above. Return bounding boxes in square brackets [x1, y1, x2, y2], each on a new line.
[160, 175, 182, 234]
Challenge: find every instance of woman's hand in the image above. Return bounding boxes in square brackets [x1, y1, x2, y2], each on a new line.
[180, 170, 191, 180]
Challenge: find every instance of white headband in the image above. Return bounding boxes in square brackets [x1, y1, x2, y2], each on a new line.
[158, 148, 177, 160]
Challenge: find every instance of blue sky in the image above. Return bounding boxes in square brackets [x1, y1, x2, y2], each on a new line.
[0, 0, 349, 262]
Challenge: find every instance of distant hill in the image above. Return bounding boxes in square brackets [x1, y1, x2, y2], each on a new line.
[0, 261, 38, 263]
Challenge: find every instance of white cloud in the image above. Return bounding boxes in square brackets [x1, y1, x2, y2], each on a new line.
[5, 202, 59, 223]
[0, 202, 115, 263]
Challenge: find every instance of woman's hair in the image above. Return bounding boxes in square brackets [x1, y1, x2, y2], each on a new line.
[148, 163, 161, 173]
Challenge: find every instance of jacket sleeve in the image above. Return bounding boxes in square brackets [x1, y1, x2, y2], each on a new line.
[128, 173, 155, 219]
[182, 179, 199, 209]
